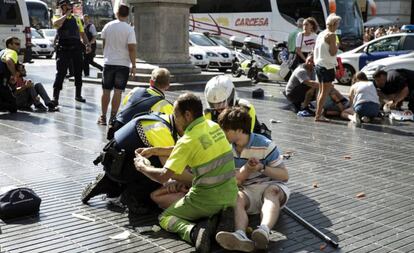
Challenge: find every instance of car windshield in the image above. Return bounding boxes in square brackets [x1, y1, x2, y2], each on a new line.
[190, 34, 217, 46]
[43, 30, 56, 37]
[31, 29, 44, 39]
[209, 36, 231, 48]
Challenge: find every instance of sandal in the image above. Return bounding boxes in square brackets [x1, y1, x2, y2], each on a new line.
[97, 115, 107, 125]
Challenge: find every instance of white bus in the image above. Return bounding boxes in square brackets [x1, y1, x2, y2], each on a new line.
[189, 0, 364, 51]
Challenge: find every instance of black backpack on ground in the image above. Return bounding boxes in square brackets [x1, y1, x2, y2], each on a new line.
[0, 187, 41, 220]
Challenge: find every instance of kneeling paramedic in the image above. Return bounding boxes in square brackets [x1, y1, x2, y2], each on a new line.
[134, 93, 238, 253]
[204, 75, 271, 139]
[81, 112, 191, 213]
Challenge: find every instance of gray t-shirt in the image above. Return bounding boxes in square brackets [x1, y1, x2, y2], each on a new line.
[285, 64, 316, 95]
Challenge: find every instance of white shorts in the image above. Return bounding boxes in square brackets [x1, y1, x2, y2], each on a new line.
[240, 182, 290, 215]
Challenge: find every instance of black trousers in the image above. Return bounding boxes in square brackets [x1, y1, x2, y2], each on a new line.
[83, 47, 103, 76]
[0, 74, 17, 112]
[53, 46, 83, 91]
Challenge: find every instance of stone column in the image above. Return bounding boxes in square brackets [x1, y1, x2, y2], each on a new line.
[127, 0, 200, 74]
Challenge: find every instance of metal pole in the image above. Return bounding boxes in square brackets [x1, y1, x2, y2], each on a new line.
[283, 206, 339, 249]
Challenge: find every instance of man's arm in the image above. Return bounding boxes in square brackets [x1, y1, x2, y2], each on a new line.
[135, 161, 175, 184]
[53, 14, 67, 29]
[128, 43, 136, 76]
[303, 79, 319, 88]
[5, 58, 16, 76]
[325, 33, 338, 56]
[262, 163, 289, 182]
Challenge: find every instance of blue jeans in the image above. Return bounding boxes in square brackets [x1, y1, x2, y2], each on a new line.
[354, 102, 380, 118]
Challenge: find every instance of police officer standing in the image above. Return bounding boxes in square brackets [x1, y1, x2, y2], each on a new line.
[52, 0, 90, 106]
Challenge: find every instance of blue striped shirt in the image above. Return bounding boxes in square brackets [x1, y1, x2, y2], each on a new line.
[233, 133, 283, 185]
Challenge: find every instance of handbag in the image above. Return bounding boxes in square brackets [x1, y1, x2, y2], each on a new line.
[0, 186, 42, 220]
[288, 32, 304, 71]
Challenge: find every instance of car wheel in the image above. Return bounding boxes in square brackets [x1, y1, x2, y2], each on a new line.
[273, 50, 283, 65]
[338, 64, 355, 86]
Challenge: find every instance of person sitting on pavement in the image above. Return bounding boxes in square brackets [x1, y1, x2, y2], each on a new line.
[373, 69, 414, 112]
[341, 72, 381, 124]
[284, 54, 318, 115]
[81, 111, 192, 214]
[215, 107, 289, 252]
[12, 63, 58, 112]
[106, 68, 173, 139]
[204, 75, 271, 139]
[134, 93, 238, 253]
[0, 36, 20, 113]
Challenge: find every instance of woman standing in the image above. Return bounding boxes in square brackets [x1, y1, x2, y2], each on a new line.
[313, 13, 341, 122]
[295, 17, 318, 65]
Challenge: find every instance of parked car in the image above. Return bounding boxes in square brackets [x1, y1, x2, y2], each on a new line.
[361, 52, 414, 80]
[189, 46, 209, 69]
[0, 0, 31, 62]
[31, 28, 54, 58]
[189, 32, 233, 72]
[38, 29, 57, 45]
[338, 33, 414, 85]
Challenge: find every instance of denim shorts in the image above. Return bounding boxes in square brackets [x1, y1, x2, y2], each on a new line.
[354, 102, 380, 118]
[102, 65, 130, 90]
[315, 65, 336, 83]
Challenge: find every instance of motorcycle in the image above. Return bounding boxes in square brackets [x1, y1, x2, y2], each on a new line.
[232, 50, 288, 83]
[272, 41, 289, 65]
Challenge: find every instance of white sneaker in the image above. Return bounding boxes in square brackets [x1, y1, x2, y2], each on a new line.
[216, 231, 255, 252]
[252, 227, 270, 250]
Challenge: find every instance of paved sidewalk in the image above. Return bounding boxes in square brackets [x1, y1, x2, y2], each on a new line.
[0, 68, 413, 252]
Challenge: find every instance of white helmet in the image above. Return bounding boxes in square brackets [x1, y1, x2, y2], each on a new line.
[204, 75, 235, 109]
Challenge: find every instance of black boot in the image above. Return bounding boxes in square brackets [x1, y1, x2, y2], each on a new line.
[190, 216, 218, 253]
[216, 207, 235, 233]
[75, 86, 86, 103]
[81, 173, 122, 204]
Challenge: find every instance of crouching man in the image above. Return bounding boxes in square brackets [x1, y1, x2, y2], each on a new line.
[134, 93, 238, 253]
[215, 107, 290, 252]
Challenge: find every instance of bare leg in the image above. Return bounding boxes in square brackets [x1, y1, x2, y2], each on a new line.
[111, 89, 123, 116]
[150, 187, 186, 209]
[260, 185, 286, 229]
[234, 191, 250, 232]
[341, 107, 355, 121]
[302, 88, 317, 109]
[315, 82, 333, 120]
[101, 89, 111, 116]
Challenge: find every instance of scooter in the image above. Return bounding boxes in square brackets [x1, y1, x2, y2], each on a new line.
[272, 41, 289, 64]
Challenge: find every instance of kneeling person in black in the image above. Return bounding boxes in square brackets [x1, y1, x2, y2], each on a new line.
[82, 113, 192, 214]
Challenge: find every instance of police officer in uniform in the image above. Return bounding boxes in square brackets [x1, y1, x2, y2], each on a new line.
[81, 112, 192, 214]
[52, 0, 90, 105]
[106, 68, 173, 139]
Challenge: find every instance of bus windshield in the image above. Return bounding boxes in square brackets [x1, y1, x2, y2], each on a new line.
[333, 0, 363, 40]
[27, 2, 50, 29]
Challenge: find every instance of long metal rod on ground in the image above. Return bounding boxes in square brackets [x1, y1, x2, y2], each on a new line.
[283, 206, 339, 249]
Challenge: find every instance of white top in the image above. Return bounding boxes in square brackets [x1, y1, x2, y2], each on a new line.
[296, 32, 317, 53]
[313, 30, 337, 69]
[352, 81, 380, 106]
[101, 20, 136, 67]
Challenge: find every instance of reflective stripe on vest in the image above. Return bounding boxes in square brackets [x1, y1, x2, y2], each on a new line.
[193, 152, 234, 177]
[142, 122, 168, 132]
[194, 170, 236, 186]
[166, 216, 179, 231]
